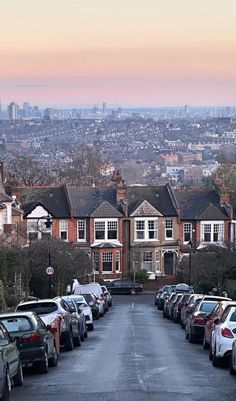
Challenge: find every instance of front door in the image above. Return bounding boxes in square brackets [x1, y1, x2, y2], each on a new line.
[164, 252, 175, 275]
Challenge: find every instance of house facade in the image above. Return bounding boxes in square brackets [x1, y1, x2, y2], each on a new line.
[10, 172, 236, 280]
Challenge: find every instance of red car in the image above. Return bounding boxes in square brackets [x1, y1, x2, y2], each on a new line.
[203, 300, 236, 350]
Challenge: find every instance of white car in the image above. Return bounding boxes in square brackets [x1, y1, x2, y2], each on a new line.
[211, 305, 236, 367]
[230, 338, 236, 375]
[74, 283, 106, 316]
[66, 295, 94, 331]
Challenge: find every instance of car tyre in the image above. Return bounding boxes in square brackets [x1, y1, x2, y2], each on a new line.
[188, 330, 195, 343]
[84, 328, 88, 339]
[203, 335, 209, 350]
[64, 330, 74, 351]
[13, 362, 23, 386]
[49, 345, 59, 367]
[212, 344, 221, 367]
[74, 333, 81, 347]
[229, 357, 236, 375]
[38, 350, 49, 374]
[1, 371, 11, 401]
[88, 323, 94, 331]
[209, 343, 213, 361]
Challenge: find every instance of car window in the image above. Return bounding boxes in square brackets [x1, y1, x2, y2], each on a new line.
[1, 316, 32, 333]
[0, 323, 10, 341]
[34, 315, 47, 330]
[199, 302, 217, 313]
[211, 304, 220, 318]
[229, 308, 236, 322]
[220, 306, 232, 323]
[17, 302, 58, 315]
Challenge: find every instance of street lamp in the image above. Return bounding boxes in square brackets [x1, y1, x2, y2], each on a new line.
[37, 214, 53, 297]
[188, 240, 193, 286]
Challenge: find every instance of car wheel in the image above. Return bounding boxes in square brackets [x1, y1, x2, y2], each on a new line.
[185, 329, 189, 340]
[212, 344, 221, 367]
[64, 330, 74, 351]
[84, 328, 88, 339]
[1, 371, 11, 401]
[229, 357, 236, 375]
[109, 301, 112, 307]
[13, 362, 23, 386]
[209, 343, 213, 361]
[74, 331, 81, 347]
[203, 335, 209, 350]
[49, 345, 59, 367]
[130, 289, 136, 295]
[188, 330, 195, 343]
[38, 350, 49, 374]
[88, 323, 94, 331]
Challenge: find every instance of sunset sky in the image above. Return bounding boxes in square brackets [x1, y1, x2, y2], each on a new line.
[1, 0, 236, 107]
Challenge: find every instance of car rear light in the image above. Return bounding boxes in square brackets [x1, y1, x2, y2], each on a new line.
[221, 327, 234, 338]
[20, 333, 43, 343]
[192, 315, 206, 325]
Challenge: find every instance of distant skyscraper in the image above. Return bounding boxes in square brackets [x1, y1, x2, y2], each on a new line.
[184, 104, 190, 116]
[8, 102, 19, 120]
[102, 102, 107, 114]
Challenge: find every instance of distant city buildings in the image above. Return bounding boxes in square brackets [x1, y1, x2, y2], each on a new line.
[8, 102, 19, 120]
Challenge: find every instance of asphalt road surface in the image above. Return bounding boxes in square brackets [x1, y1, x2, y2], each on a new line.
[11, 294, 236, 401]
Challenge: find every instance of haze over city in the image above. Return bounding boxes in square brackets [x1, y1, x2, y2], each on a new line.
[1, 0, 236, 107]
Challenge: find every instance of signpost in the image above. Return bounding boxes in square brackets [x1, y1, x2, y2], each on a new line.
[46, 266, 54, 297]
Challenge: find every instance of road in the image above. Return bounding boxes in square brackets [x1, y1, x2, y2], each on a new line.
[11, 294, 236, 401]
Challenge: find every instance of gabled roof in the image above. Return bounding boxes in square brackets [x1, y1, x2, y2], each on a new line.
[230, 191, 236, 220]
[21, 186, 70, 218]
[0, 192, 12, 203]
[67, 187, 123, 217]
[130, 200, 163, 217]
[175, 190, 230, 220]
[127, 184, 178, 217]
[91, 201, 123, 218]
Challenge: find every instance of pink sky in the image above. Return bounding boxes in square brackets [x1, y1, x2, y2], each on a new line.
[1, 0, 236, 107]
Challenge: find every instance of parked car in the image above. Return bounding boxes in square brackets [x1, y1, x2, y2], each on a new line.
[65, 295, 94, 331]
[16, 298, 75, 351]
[61, 297, 88, 343]
[101, 285, 112, 307]
[173, 293, 192, 324]
[203, 301, 236, 350]
[106, 279, 143, 295]
[169, 293, 183, 321]
[74, 283, 106, 315]
[0, 320, 23, 388]
[81, 293, 100, 320]
[230, 338, 236, 375]
[0, 350, 10, 401]
[180, 294, 203, 329]
[186, 299, 225, 343]
[163, 292, 176, 318]
[210, 304, 236, 367]
[0, 312, 58, 373]
[158, 285, 176, 311]
[154, 289, 163, 306]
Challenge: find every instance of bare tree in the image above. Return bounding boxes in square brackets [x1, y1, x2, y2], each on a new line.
[7, 155, 53, 186]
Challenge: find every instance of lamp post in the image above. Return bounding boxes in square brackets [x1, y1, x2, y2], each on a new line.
[188, 240, 193, 286]
[37, 215, 53, 297]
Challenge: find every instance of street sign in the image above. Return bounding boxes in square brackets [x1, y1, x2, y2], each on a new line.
[46, 266, 54, 275]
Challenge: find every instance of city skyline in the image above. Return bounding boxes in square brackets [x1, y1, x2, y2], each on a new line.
[1, 0, 236, 107]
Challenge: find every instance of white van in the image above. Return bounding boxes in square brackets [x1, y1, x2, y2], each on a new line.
[74, 283, 105, 316]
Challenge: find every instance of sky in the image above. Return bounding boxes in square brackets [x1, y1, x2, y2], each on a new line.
[1, 0, 236, 107]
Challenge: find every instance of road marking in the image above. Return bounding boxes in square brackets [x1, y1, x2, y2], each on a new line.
[131, 301, 135, 309]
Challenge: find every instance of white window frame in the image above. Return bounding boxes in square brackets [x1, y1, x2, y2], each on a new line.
[60, 220, 68, 241]
[134, 218, 158, 242]
[93, 252, 99, 272]
[94, 219, 118, 242]
[156, 251, 161, 273]
[165, 219, 173, 240]
[77, 220, 86, 242]
[183, 223, 192, 243]
[116, 251, 120, 272]
[143, 251, 153, 271]
[102, 252, 113, 273]
[200, 221, 224, 243]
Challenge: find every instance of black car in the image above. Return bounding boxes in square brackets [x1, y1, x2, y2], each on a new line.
[0, 312, 58, 373]
[106, 279, 143, 295]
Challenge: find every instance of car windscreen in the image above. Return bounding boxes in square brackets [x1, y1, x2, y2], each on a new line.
[17, 302, 58, 315]
[82, 294, 92, 302]
[1, 316, 33, 333]
[199, 302, 217, 313]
